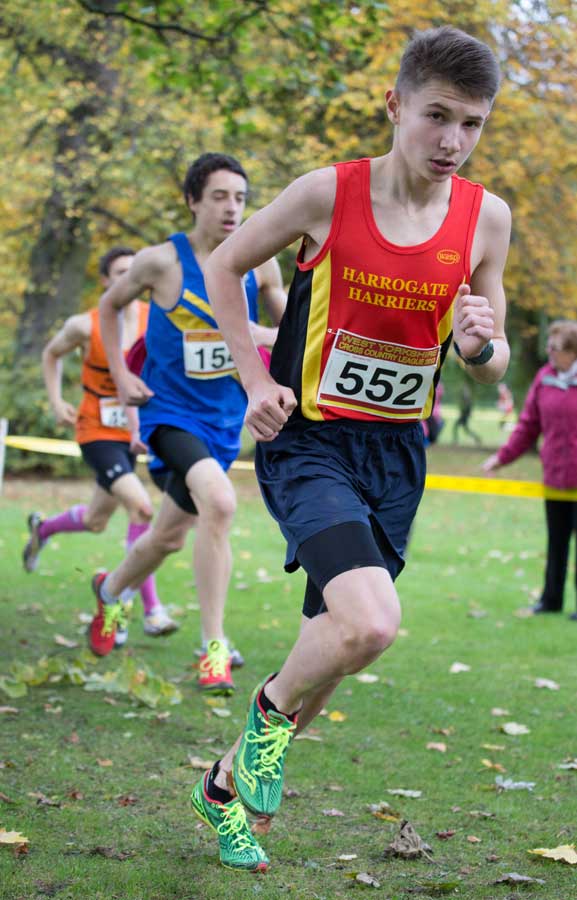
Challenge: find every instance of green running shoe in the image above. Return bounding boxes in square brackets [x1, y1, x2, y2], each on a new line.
[190, 772, 269, 872]
[233, 675, 297, 817]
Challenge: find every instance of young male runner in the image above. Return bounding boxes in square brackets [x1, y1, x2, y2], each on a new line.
[23, 247, 175, 641]
[191, 27, 512, 871]
[91, 153, 286, 692]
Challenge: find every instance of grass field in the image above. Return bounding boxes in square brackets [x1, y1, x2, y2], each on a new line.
[1, 441, 576, 900]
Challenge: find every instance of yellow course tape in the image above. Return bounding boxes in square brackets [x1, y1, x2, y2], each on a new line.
[5, 435, 577, 501]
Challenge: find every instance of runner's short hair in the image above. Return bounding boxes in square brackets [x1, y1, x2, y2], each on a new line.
[98, 246, 135, 278]
[548, 319, 577, 355]
[396, 26, 501, 102]
[183, 153, 248, 205]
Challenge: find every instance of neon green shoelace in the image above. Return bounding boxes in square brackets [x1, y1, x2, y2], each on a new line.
[102, 603, 124, 636]
[217, 802, 255, 850]
[201, 642, 229, 677]
[245, 712, 295, 779]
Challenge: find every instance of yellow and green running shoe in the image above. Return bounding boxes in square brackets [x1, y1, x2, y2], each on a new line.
[233, 675, 297, 817]
[190, 772, 269, 872]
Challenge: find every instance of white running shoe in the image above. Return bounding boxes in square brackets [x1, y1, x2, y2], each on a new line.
[23, 512, 46, 573]
[143, 606, 179, 637]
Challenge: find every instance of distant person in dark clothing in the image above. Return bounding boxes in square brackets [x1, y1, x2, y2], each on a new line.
[453, 383, 482, 445]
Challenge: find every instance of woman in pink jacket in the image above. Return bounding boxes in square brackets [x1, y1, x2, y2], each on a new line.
[483, 319, 577, 618]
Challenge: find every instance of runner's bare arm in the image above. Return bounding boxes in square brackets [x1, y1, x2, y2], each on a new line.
[41, 313, 91, 426]
[251, 256, 287, 346]
[205, 168, 336, 440]
[99, 247, 164, 405]
[453, 192, 511, 384]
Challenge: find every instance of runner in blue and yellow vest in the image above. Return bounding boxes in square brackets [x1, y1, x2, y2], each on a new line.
[192, 28, 513, 873]
[92, 154, 286, 705]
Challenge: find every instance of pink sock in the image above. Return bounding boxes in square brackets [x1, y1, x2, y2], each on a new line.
[38, 505, 88, 541]
[126, 522, 160, 616]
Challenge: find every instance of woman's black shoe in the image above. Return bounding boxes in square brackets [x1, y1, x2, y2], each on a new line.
[531, 603, 562, 614]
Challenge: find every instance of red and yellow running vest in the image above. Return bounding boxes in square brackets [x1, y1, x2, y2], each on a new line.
[76, 302, 148, 444]
[270, 158, 483, 423]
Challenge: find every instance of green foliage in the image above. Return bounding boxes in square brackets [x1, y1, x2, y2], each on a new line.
[0, 358, 85, 475]
[0, 649, 182, 708]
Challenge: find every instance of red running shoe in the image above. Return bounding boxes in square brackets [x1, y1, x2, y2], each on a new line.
[198, 639, 235, 695]
[89, 572, 124, 657]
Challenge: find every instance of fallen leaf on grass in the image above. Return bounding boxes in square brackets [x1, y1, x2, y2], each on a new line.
[295, 734, 323, 742]
[117, 795, 138, 807]
[337, 853, 358, 861]
[211, 708, 231, 718]
[89, 846, 135, 861]
[68, 790, 84, 801]
[469, 810, 495, 819]
[534, 677, 559, 690]
[500, 721, 530, 735]
[96, 759, 113, 767]
[449, 662, 471, 674]
[432, 727, 454, 736]
[0, 829, 29, 846]
[29, 791, 61, 807]
[384, 820, 433, 860]
[481, 759, 506, 773]
[368, 801, 401, 821]
[328, 710, 347, 722]
[53, 634, 79, 649]
[355, 673, 379, 684]
[495, 872, 545, 885]
[467, 608, 488, 619]
[0, 792, 14, 804]
[495, 776, 535, 792]
[513, 606, 534, 618]
[355, 872, 380, 887]
[481, 743, 505, 751]
[0, 706, 19, 715]
[426, 742, 447, 753]
[490, 707, 510, 717]
[322, 808, 345, 817]
[558, 759, 577, 770]
[528, 844, 577, 864]
[467, 835, 481, 843]
[435, 830, 456, 840]
[184, 755, 213, 770]
[387, 789, 422, 798]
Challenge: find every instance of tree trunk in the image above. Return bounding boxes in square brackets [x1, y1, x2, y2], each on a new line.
[13, 20, 121, 363]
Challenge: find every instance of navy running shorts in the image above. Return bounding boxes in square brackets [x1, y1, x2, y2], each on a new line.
[255, 418, 426, 601]
[80, 440, 136, 492]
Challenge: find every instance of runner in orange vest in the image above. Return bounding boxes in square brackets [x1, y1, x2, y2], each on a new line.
[23, 246, 177, 643]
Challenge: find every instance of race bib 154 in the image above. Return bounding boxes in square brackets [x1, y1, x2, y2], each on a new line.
[183, 330, 236, 379]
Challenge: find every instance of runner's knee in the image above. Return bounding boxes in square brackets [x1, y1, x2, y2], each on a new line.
[197, 485, 237, 524]
[339, 613, 399, 667]
[151, 522, 189, 555]
[125, 499, 154, 524]
[83, 512, 109, 533]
